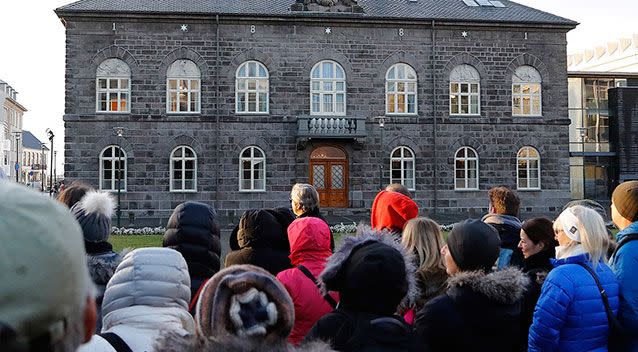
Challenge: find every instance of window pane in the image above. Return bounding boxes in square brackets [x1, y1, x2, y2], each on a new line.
[322, 62, 333, 78]
[336, 82, 344, 91]
[237, 94, 246, 112]
[258, 65, 267, 77]
[259, 93, 268, 112]
[121, 79, 129, 89]
[470, 84, 478, 93]
[120, 93, 128, 111]
[336, 94, 344, 113]
[387, 95, 395, 113]
[185, 170, 194, 180]
[323, 82, 333, 91]
[184, 148, 194, 157]
[185, 159, 195, 169]
[513, 84, 521, 94]
[109, 79, 118, 89]
[450, 83, 459, 93]
[248, 93, 257, 112]
[407, 95, 416, 113]
[335, 66, 344, 79]
[191, 80, 199, 90]
[185, 180, 194, 189]
[461, 84, 468, 93]
[451, 96, 459, 114]
[99, 79, 107, 89]
[323, 95, 333, 112]
[312, 81, 320, 91]
[312, 94, 320, 113]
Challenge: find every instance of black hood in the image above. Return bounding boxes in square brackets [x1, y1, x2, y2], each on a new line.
[232, 209, 292, 251]
[163, 202, 222, 281]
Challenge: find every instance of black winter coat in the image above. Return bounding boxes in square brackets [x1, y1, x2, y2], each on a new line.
[225, 208, 294, 276]
[519, 249, 554, 350]
[415, 268, 528, 352]
[305, 309, 420, 352]
[163, 201, 221, 303]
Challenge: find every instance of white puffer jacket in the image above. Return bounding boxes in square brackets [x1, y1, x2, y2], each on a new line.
[78, 248, 195, 352]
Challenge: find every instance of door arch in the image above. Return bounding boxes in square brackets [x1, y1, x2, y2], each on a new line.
[310, 146, 348, 208]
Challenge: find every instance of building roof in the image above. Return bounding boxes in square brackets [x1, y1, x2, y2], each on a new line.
[22, 131, 48, 150]
[56, 0, 577, 27]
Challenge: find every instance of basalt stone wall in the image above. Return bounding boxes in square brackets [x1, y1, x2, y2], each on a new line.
[63, 16, 571, 226]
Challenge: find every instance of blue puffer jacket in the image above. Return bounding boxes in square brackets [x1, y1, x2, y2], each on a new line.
[610, 221, 638, 351]
[528, 253, 619, 352]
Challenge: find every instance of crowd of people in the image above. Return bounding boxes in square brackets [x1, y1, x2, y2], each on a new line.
[0, 179, 637, 352]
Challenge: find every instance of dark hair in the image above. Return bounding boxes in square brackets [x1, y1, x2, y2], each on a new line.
[385, 183, 412, 199]
[488, 186, 520, 216]
[521, 217, 556, 249]
[56, 181, 92, 209]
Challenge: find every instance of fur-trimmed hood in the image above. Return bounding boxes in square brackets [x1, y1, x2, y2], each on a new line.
[446, 267, 529, 305]
[319, 226, 418, 313]
[155, 331, 336, 352]
[86, 249, 129, 285]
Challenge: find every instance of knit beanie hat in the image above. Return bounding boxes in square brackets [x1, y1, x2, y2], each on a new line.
[612, 181, 638, 222]
[70, 191, 115, 245]
[446, 219, 500, 272]
[320, 227, 418, 315]
[195, 265, 294, 344]
[370, 190, 419, 233]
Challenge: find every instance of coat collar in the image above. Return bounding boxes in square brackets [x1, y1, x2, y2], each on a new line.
[447, 267, 529, 305]
[551, 252, 589, 267]
[617, 221, 638, 242]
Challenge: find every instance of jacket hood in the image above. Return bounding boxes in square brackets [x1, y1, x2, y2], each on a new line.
[156, 331, 336, 352]
[288, 217, 332, 266]
[447, 267, 529, 305]
[101, 248, 191, 317]
[236, 209, 291, 250]
[102, 305, 195, 335]
[86, 249, 130, 285]
[616, 221, 638, 242]
[163, 202, 221, 281]
[320, 226, 418, 314]
[482, 214, 522, 229]
[370, 190, 418, 233]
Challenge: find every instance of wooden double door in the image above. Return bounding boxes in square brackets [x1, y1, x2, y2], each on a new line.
[310, 146, 348, 208]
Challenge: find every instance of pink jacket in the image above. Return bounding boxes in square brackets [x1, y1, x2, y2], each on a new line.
[276, 217, 338, 345]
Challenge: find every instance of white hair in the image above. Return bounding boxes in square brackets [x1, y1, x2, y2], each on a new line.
[290, 183, 320, 212]
[554, 205, 610, 269]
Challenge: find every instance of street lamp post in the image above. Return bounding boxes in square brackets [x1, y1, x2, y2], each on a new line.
[40, 143, 46, 192]
[12, 132, 21, 183]
[46, 129, 54, 196]
[54, 151, 57, 186]
[373, 116, 386, 190]
[114, 127, 124, 228]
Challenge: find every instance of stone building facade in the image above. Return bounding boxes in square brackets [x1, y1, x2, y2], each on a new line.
[56, 0, 576, 226]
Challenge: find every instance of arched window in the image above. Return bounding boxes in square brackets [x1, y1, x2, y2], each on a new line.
[239, 146, 266, 192]
[512, 66, 542, 116]
[386, 63, 417, 115]
[450, 64, 480, 116]
[167, 60, 201, 113]
[454, 147, 479, 190]
[99, 145, 126, 191]
[170, 146, 197, 192]
[390, 146, 416, 190]
[517, 146, 541, 190]
[236, 61, 269, 114]
[96, 58, 131, 113]
[310, 60, 346, 116]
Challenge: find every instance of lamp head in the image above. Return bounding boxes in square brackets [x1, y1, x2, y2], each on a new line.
[45, 128, 54, 141]
[114, 127, 124, 137]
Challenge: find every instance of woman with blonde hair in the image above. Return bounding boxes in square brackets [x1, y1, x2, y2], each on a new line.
[528, 205, 620, 352]
[401, 217, 448, 323]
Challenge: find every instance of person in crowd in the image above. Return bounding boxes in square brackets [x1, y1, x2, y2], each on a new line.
[225, 208, 294, 276]
[415, 219, 528, 352]
[401, 217, 447, 324]
[370, 190, 419, 235]
[482, 186, 524, 268]
[610, 181, 638, 350]
[305, 227, 419, 351]
[385, 183, 412, 199]
[528, 206, 619, 352]
[163, 201, 222, 315]
[517, 217, 557, 350]
[0, 181, 97, 352]
[78, 247, 195, 352]
[290, 183, 334, 250]
[156, 264, 334, 352]
[71, 190, 127, 332]
[276, 217, 337, 345]
[563, 198, 616, 256]
[57, 180, 92, 208]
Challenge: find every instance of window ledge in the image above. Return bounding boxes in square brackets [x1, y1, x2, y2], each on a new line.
[96, 111, 131, 115]
[454, 188, 480, 192]
[517, 188, 542, 192]
[449, 114, 482, 118]
[235, 112, 270, 116]
[170, 190, 198, 193]
[385, 113, 418, 117]
[239, 189, 267, 193]
[512, 115, 543, 118]
[165, 112, 202, 116]
[101, 189, 128, 193]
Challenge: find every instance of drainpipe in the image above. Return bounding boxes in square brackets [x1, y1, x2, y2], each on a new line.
[215, 15, 221, 208]
[431, 20, 438, 215]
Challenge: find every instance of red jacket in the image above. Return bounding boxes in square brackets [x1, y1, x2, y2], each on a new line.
[276, 217, 338, 345]
[370, 190, 419, 233]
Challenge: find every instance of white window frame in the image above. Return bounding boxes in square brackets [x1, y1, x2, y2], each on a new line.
[170, 146, 197, 192]
[236, 61, 269, 114]
[512, 66, 542, 117]
[386, 63, 418, 115]
[239, 146, 266, 192]
[99, 145, 127, 192]
[96, 58, 131, 113]
[449, 64, 481, 116]
[166, 60, 201, 114]
[517, 146, 541, 190]
[310, 60, 346, 116]
[454, 147, 479, 191]
[390, 146, 416, 191]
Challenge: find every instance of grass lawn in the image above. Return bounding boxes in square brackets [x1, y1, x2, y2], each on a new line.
[110, 235, 164, 252]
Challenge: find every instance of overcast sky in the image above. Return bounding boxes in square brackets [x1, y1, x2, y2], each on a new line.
[0, 0, 636, 172]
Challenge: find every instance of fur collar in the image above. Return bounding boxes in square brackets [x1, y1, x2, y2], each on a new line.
[155, 331, 335, 352]
[446, 267, 529, 305]
[319, 225, 419, 308]
[86, 249, 130, 285]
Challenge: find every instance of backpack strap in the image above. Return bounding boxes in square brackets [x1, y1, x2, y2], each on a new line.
[297, 265, 338, 309]
[575, 263, 618, 329]
[98, 332, 133, 352]
[613, 234, 638, 259]
[189, 278, 211, 314]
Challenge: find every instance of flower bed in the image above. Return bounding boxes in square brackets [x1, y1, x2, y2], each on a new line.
[111, 226, 166, 236]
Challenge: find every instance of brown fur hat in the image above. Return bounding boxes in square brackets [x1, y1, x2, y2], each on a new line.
[195, 264, 295, 344]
